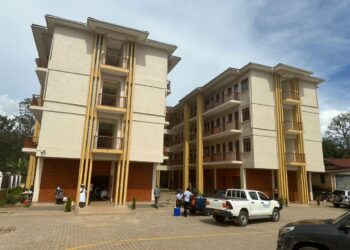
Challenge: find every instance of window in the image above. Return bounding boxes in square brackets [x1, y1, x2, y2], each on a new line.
[243, 138, 251, 152]
[240, 191, 247, 199]
[226, 190, 232, 197]
[216, 144, 220, 153]
[258, 192, 270, 201]
[228, 142, 233, 152]
[249, 192, 258, 200]
[320, 174, 325, 184]
[242, 107, 250, 121]
[228, 114, 233, 122]
[241, 78, 249, 93]
[227, 87, 232, 96]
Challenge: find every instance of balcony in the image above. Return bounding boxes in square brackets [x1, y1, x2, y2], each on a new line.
[29, 95, 44, 120]
[96, 94, 127, 116]
[35, 58, 48, 86]
[282, 91, 301, 105]
[169, 138, 184, 149]
[92, 136, 123, 155]
[189, 157, 196, 164]
[163, 146, 169, 159]
[22, 136, 38, 155]
[285, 153, 306, 165]
[284, 121, 303, 135]
[170, 117, 184, 129]
[203, 92, 240, 118]
[203, 151, 242, 165]
[189, 132, 196, 142]
[167, 80, 171, 95]
[100, 53, 129, 77]
[203, 121, 241, 141]
[169, 159, 182, 166]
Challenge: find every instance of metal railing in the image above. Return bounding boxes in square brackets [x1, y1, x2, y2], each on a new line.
[203, 121, 240, 137]
[31, 95, 42, 106]
[285, 153, 306, 163]
[94, 136, 123, 150]
[284, 120, 303, 131]
[203, 152, 242, 162]
[170, 137, 184, 146]
[98, 94, 127, 108]
[35, 58, 48, 68]
[23, 136, 38, 148]
[170, 116, 184, 127]
[204, 92, 240, 112]
[101, 53, 129, 69]
[282, 91, 300, 101]
[169, 159, 182, 165]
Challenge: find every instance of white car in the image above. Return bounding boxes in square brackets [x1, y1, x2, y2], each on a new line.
[206, 189, 281, 226]
[332, 190, 350, 207]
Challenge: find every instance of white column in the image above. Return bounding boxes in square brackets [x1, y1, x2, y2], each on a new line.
[240, 167, 247, 189]
[18, 175, 22, 186]
[213, 167, 217, 190]
[0, 172, 3, 189]
[32, 158, 43, 202]
[308, 172, 313, 201]
[151, 163, 157, 201]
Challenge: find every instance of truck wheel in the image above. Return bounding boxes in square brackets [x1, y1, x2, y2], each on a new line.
[271, 208, 280, 222]
[237, 210, 248, 227]
[214, 215, 225, 223]
[333, 204, 340, 208]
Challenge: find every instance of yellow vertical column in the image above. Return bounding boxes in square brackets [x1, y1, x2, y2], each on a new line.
[156, 170, 161, 187]
[294, 79, 309, 204]
[183, 103, 190, 191]
[196, 93, 204, 193]
[274, 74, 289, 203]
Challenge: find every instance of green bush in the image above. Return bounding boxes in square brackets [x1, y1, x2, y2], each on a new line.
[8, 187, 23, 196]
[65, 197, 72, 212]
[6, 195, 20, 204]
[0, 199, 6, 207]
[131, 197, 136, 209]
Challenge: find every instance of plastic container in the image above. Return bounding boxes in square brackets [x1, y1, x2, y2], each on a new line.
[173, 207, 180, 216]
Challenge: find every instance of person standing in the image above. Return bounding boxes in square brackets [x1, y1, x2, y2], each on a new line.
[79, 184, 86, 208]
[154, 185, 161, 209]
[176, 189, 183, 208]
[183, 188, 193, 217]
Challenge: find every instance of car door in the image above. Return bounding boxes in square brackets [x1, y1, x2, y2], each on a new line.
[248, 191, 261, 216]
[257, 192, 272, 216]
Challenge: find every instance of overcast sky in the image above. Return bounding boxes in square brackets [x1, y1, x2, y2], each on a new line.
[0, 0, 349, 132]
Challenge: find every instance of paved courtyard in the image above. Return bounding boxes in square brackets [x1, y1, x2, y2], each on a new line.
[0, 191, 348, 250]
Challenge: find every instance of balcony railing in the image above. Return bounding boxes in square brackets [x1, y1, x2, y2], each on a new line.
[204, 92, 240, 112]
[167, 80, 171, 92]
[282, 91, 300, 101]
[94, 136, 123, 150]
[170, 138, 184, 146]
[163, 146, 169, 156]
[169, 159, 182, 165]
[31, 95, 43, 106]
[285, 153, 306, 163]
[190, 132, 196, 141]
[190, 108, 197, 118]
[170, 117, 184, 127]
[101, 53, 129, 69]
[284, 121, 303, 131]
[23, 136, 38, 148]
[204, 121, 240, 137]
[189, 157, 196, 164]
[203, 151, 242, 162]
[98, 94, 127, 108]
[35, 58, 48, 68]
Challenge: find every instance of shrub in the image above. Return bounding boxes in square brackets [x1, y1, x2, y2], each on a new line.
[6, 195, 20, 204]
[65, 197, 72, 212]
[0, 199, 6, 207]
[131, 197, 136, 209]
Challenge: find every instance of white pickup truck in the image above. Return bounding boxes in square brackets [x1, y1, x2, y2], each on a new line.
[206, 189, 281, 226]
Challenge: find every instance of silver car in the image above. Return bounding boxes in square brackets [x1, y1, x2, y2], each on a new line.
[332, 190, 350, 207]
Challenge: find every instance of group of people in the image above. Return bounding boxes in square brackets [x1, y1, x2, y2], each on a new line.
[153, 186, 194, 217]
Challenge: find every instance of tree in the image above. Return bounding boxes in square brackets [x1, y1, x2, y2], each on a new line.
[7, 158, 28, 176]
[324, 111, 350, 158]
[15, 98, 35, 136]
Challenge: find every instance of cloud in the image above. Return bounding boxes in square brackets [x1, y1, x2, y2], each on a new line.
[319, 108, 348, 134]
[0, 95, 19, 117]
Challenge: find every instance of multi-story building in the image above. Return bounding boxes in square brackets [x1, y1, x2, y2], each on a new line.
[163, 63, 325, 204]
[23, 15, 180, 206]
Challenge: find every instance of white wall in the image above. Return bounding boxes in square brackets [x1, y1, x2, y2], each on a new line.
[129, 44, 169, 163]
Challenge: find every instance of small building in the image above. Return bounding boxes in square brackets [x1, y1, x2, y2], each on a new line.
[312, 158, 350, 191]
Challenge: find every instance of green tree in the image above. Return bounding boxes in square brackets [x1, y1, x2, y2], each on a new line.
[7, 158, 28, 176]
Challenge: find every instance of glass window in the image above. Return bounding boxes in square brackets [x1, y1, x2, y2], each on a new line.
[241, 78, 249, 93]
[242, 107, 250, 121]
[249, 192, 258, 200]
[240, 191, 247, 199]
[226, 190, 232, 197]
[228, 87, 232, 96]
[258, 192, 270, 201]
[228, 114, 233, 122]
[243, 138, 251, 152]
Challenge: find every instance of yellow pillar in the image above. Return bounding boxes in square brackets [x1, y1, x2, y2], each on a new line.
[156, 170, 161, 187]
[183, 103, 190, 191]
[196, 94, 204, 193]
[25, 155, 36, 189]
[274, 74, 289, 203]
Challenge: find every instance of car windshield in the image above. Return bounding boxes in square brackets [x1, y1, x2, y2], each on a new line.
[332, 211, 350, 224]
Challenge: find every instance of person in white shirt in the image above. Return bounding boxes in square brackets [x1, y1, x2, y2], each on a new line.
[176, 189, 183, 208]
[79, 184, 86, 208]
[183, 188, 193, 217]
